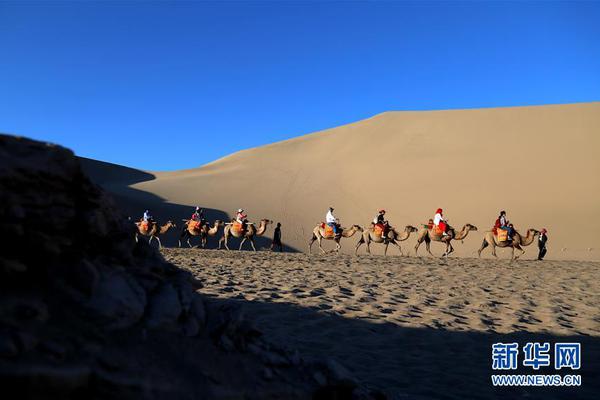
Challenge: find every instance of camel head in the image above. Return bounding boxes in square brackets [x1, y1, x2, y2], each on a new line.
[404, 225, 418, 233]
[464, 223, 478, 232]
[166, 220, 176, 228]
[213, 219, 224, 227]
[351, 224, 364, 232]
[529, 228, 540, 236]
[261, 219, 273, 226]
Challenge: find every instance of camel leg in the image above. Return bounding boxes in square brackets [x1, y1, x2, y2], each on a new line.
[414, 240, 421, 256]
[366, 239, 371, 254]
[355, 237, 364, 255]
[309, 234, 317, 254]
[384, 242, 389, 256]
[148, 235, 153, 246]
[477, 239, 488, 258]
[155, 236, 162, 250]
[390, 240, 403, 256]
[443, 242, 454, 257]
[221, 234, 230, 251]
[318, 238, 326, 254]
[201, 236, 206, 249]
[178, 230, 187, 248]
[250, 238, 257, 252]
[490, 243, 498, 258]
[513, 244, 525, 260]
[135, 233, 139, 243]
[425, 238, 434, 257]
[239, 237, 247, 251]
[187, 238, 193, 248]
[335, 239, 342, 253]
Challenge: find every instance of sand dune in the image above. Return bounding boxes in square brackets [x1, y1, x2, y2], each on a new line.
[85, 103, 600, 260]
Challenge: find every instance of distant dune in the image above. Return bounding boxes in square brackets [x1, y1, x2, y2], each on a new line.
[83, 103, 600, 260]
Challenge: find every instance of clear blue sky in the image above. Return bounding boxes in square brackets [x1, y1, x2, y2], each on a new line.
[1, 1, 599, 171]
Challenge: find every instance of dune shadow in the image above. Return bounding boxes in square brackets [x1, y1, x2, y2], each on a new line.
[202, 295, 599, 399]
[79, 158, 297, 251]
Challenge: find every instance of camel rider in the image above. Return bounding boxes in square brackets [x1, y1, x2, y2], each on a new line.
[236, 208, 248, 231]
[142, 209, 153, 229]
[434, 208, 449, 236]
[326, 207, 339, 236]
[494, 210, 514, 241]
[191, 207, 204, 229]
[373, 209, 389, 238]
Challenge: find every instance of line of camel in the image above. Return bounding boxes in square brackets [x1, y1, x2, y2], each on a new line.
[134, 217, 540, 260]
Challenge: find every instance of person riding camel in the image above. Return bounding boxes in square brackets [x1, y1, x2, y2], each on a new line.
[434, 208, 450, 237]
[373, 209, 389, 239]
[326, 207, 340, 237]
[191, 207, 205, 230]
[235, 208, 248, 232]
[142, 209, 154, 230]
[494, 210, 514, 242]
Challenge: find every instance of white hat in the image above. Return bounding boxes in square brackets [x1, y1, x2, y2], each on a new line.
[238, 208, 243, 213]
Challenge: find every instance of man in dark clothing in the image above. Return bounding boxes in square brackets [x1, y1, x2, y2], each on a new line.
[538, 228, 548, 260]
[270, 222, 283, 252]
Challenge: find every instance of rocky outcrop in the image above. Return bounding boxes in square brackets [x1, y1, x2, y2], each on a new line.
[0, 135, 379, 399]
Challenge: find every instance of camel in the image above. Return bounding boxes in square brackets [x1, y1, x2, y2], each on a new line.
[218, 219, 272, 251]
[478, 228, 539, 260]
[178, 219, 224, 248]
[135, 220, 176, 249]
[355, 225, 418, 256]
[414, 223, 478, 257]
[309, 224, 363, 254]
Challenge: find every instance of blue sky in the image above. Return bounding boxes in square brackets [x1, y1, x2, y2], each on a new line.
[1, 1, 599, 171]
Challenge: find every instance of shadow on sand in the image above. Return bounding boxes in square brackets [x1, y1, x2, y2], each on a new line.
[79, 158, 297, 252]
[203, 295, 599, 400]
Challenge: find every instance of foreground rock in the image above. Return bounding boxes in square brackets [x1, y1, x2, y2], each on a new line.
[0, 135, 379, 399]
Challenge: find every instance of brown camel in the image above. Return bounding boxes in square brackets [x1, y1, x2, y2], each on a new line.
[355, 225, 418, 256]
[414, 223, 478, 257]
[309, 224, 363, 254]
[178, 219, 224, 248]
[135, 220, 176, 249]
[218, 219, 272, 251]
[478, 228, 539, 260]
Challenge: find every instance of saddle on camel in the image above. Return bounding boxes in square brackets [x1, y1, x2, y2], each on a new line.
[232, 220, 254, 235]
[139, 219, 156, 234]
[321, 222, 341, 239]
[425, 218, 451, 239]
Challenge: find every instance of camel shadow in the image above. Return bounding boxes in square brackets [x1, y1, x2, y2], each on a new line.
[203, 295, 600, 399]
[79, 158, 297, 251]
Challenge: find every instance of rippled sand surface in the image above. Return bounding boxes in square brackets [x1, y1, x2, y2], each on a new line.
[163, 249, 600, 399]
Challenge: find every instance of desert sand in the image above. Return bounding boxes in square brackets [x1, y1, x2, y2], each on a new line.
[164, 248, 600, 399]
[82, 102, 600, 261]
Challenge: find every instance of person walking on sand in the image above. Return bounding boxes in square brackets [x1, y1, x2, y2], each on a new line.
[270, 222, 283, 252]
[538, 228, 548, 260]
[326, 207, 339, 237]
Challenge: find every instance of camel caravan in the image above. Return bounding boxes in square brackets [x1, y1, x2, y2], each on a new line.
[134, 206, 547, 260]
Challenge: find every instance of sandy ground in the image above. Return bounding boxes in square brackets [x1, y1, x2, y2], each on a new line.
[82, 102, 600, 261]
[163, 248, 600, 399]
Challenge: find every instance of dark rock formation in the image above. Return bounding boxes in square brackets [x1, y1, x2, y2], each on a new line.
[0, 135, 378, 399]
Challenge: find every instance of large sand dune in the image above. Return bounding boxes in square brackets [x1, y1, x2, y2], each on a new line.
[83, 103, 600, 260]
